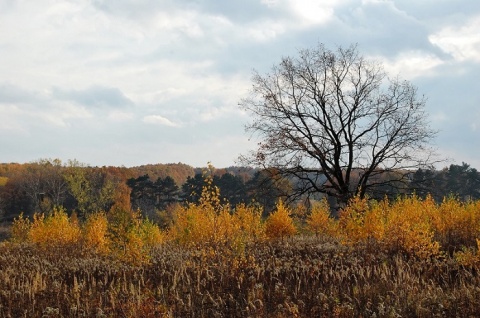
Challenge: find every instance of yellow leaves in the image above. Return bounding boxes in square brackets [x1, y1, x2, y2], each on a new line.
[29, 207, 81, 251]
[0, 176, 8, 186]
[170, 203, 216, 246]
[265, 200, 296, 240]
[106, 208, 164, 264]
[169, 197, 265, 248]
[169, 170, 267, 248]
[9, 206, 164, 265]
[433, 197, 480, 249]
[139, 218, 164, 249]
[336, 194, 443, 258]
[306, 198, 335, 237]
[381, 197, 436, 257]
[338, 195, 371, 244]
[454, 239, 480, 266]
[233, 203, 265, 242]
[10, 213, 32, 243]
[83, 212, 109, 255]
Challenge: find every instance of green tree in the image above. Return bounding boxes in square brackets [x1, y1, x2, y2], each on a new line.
[445, 163, 480, 201]
[213, 173, 247, 206]
[154, 176, 180, 210]
[64, 161, 116, 218]
[127, 175, 180, 217]
[181, 173, 206, 203]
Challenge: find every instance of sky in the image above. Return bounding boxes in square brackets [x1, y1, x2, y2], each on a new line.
[0, 0, 479, 169]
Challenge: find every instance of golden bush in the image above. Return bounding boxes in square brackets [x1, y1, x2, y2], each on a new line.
[306, 198, 336, 237]
[170, 173, 234, 246]
[433, 197, 480, 251]
[232, 203, 265, 242]
[265, 200, 296, 241]
[82, 212, 110, 254]
[169, 202, 217, 246]
[382, 195, 440, 258]
[455, 238, 480, 266]
[169, 180, 266, 248]
[28, 207, 81, 250]
[338, 195, 370, 245]
[107, 207, 164, 264]
[139, 218, 164, 250]
[10, 213, 31, 243]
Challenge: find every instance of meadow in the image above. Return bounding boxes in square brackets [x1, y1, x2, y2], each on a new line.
[1, 184, 480, 317]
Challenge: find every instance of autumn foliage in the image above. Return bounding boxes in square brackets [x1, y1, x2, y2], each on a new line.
[265, 200, 296, 240]
[168, 172, 265, 249]
[4, 176, 480, 317]
[11, 206, 163, 264]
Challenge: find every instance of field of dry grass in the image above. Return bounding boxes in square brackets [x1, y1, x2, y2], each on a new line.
[2, 191, 480, 317]
[1, 236, 479, 318]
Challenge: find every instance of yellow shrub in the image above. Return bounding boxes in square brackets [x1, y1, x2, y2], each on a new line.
[169, 173, 240, 247]
[265, 200, 296, 241]
[338, 195, 371, 245]
[363, 200, 386, 242]
[29, 207, 81, 250]
[382, 196, 440, 258]
[170, 202, 214, 246]
[232, 203, 265, 242]
[139, 218, 164, 249]
[10, 213, 31, 243]
[455, 238, 480, 266]
[306, 198, 336, 237]
[83, 212, 110, 254]
[119, 219, 164, 265]
[433, 197, 480, 250]
[107, 207, 164, 264]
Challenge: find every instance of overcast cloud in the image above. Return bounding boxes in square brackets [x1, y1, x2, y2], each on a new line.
[0, 0, 479, 169]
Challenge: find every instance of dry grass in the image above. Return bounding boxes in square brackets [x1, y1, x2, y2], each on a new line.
[0, 237, 479, 317]
[2, 194, 480, 317]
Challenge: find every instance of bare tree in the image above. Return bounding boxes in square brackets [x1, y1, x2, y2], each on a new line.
[240, 44, 439, 209]
[19, 159, 68, 214]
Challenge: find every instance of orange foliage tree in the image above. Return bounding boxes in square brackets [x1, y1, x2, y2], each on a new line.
[265, 200, 296, 241]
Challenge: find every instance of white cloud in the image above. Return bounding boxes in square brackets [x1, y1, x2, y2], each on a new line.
[0, 0, 479, 169]
[246, 19, 286, 42]
[429, 16, 480, 62]
[376, 51, 444, 79]
[107, 111, 134, 122]
[143, 115, 179, 127]
[288, 0, 336, 26]
[0, 105, 28, 133]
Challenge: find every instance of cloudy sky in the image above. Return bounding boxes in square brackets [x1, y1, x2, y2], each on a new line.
[1, 0, 479, 169]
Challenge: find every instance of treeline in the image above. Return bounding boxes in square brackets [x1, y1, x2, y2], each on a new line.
[0, 159, 278, 222]
[0, 158, 479, 222]
[410, 162, 480, 201]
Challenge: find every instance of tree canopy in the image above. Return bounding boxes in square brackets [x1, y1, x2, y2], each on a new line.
[240, 43, 438, 207]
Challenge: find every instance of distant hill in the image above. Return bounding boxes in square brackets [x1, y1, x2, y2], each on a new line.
[129, 163, 196, 186]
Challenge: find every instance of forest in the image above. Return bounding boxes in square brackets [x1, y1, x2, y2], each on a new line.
[1, 159, 480, 317]
[1, 159, 479, 223]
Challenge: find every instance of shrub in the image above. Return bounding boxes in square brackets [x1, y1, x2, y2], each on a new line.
[382, 195, 440, 258]
[338, 195, 376, 245]
[306, 198, 336, 237]
[107, 207, 163, 264]
[455, 239, 480, 266]
[82, 212, 110, 254]
[232, 203, 265, 243]
[433, 197, 480, 252]
[10, 213, 31, 243]
[28, 207, 81, 251]
[265, 200, 296, 241]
